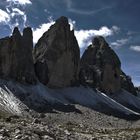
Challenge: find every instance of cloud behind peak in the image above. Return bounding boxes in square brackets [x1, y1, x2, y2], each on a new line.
[6, 0, 32, 5]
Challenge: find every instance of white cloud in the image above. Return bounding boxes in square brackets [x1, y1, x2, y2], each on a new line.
[33, 21, 54, 44]
[111, 39, 128, 48]
[5, 7, 27, 30]
[68, 6, 113, 15]
[6, 0, 32, 5]
[12, 8, 25, 16]
[0, 9, 10, 23]
[0, 0, 30, 31]
[33, 18, 119, 49]
[130, 46, 140, 52]
[74, 26, 119, 48]
[65, 0, 113, 15]
[111, 26, 120, 33]
[33, 18, 75, 44]
[68, 18, 76, 30]
[11, 8, 26, 24]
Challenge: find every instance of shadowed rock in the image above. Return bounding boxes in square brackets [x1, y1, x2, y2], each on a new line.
[120, 72, 137, 95]
[33, 16, 80, 88]
[80, 36, 136, 95]
[0, 27, 36, 84]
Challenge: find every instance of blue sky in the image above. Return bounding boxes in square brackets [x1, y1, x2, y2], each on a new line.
[0, 0, 140, 86]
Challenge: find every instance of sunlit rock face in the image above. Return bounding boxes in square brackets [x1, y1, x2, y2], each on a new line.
[80, 36, 136, 94]
[0, 27, 36, 84]
[33, 16, 80, 88]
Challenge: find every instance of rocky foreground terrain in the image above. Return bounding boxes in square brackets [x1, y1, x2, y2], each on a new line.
[0, 16, 140, 139]
[0, 105, 140, 140]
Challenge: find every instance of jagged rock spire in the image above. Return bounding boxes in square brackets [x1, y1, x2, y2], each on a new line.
[23, 27, 32, 39]
[0, 27, 36, 84]
[80, 36, 136, 94]
[55, 16, 69, 25]
[12, 27, 21, 36]
[33, 16, 80, 88]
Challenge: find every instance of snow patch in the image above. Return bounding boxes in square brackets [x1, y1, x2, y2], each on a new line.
[0, 80, 140, 118]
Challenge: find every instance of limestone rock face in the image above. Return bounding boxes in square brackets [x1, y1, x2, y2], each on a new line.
[0, 27, 36, 84]
[80, 36, 137, 94]
[120, 72, 137, 95]
[33, 16, 80, 88]
[80, 36, 122, 93]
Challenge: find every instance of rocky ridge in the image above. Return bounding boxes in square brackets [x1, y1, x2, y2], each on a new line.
[0, 16, 137, 94]
[0, 27, 36, 84]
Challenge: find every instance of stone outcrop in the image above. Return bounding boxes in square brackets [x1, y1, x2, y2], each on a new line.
[80, 36, 136, 94]
[33, 16, 80, 88]
[120, 72, 137, 95]
[0, 27, 36, 84]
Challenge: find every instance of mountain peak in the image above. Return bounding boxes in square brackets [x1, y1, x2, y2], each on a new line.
[92, 36, 108, 48]
[12, 27, 21, 37]
[33, 16, 80, 88]
[55, 16, 69, 25]
[23, 27, 32, 37]
[80, 36, 136, 94]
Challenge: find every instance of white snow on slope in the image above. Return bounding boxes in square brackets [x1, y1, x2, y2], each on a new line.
[0, 80, 140, 118]
[42, 87, 140, 116]
[16, 83, 140, 116]
[0, 85, 23, 115]
[110, 90, 140, 113]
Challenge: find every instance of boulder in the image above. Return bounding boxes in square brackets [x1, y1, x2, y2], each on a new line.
[33, 16, 80, 88]
[0, 27, 36, 84]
